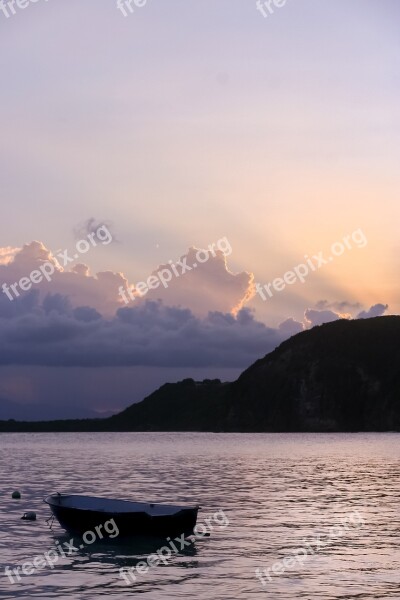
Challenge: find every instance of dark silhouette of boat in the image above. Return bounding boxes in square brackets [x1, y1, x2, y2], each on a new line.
[44, 493, 199, 538]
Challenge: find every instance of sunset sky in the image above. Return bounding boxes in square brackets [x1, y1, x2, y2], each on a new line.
[0, 0, 398, 418]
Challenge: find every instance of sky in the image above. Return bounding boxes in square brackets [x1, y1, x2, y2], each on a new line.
[0, 0, 398, 418]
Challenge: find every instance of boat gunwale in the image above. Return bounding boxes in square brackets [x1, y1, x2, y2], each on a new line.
[44, 494, 200, 516]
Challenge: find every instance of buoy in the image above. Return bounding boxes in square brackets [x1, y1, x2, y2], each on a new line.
[12, 491, 21, 499]
[21, 512, 36, 521]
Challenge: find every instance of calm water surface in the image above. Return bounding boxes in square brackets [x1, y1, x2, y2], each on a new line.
[1, 432, 400, 599]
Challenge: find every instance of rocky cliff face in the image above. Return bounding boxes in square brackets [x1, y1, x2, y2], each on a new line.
[226, 316, 400, 431]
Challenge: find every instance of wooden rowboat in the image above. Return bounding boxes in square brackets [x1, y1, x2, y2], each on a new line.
[44, 493, 199, 538]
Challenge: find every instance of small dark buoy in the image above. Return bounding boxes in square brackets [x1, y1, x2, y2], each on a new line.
[12, 491, 21, 499]
[21, 512, 36, 521]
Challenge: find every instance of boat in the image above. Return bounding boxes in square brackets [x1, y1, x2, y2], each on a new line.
[44, 493, 200, 538]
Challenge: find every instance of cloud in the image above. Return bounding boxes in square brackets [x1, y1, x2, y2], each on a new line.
[278, 317, 304, 336]
[356, 303, 389, 319]
[0, 246, 20, 266]
[304, 302, 389, 328]
[0, 241, 129, 315]
[0, 241, 60, 275]
[73, 217, 118, 243]
[143, 246, 255, 316]
[0, 241, 255, 317]
[304, 308, 343, 328]
[0, 293, 295, 369]
[0, 242, 389, 374]
[315, 300, 362, 313]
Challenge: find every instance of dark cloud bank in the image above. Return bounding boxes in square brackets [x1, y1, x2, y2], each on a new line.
[0, 290, 389, 370]
[0, 291, 302, 369]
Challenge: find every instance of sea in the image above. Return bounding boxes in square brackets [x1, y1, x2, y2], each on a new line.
[1, 432, 400, 599]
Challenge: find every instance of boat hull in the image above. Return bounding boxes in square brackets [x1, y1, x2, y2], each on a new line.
[45, 496, 199, 538]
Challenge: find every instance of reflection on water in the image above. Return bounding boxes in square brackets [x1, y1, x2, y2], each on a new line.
[1, 432, 400, 599]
